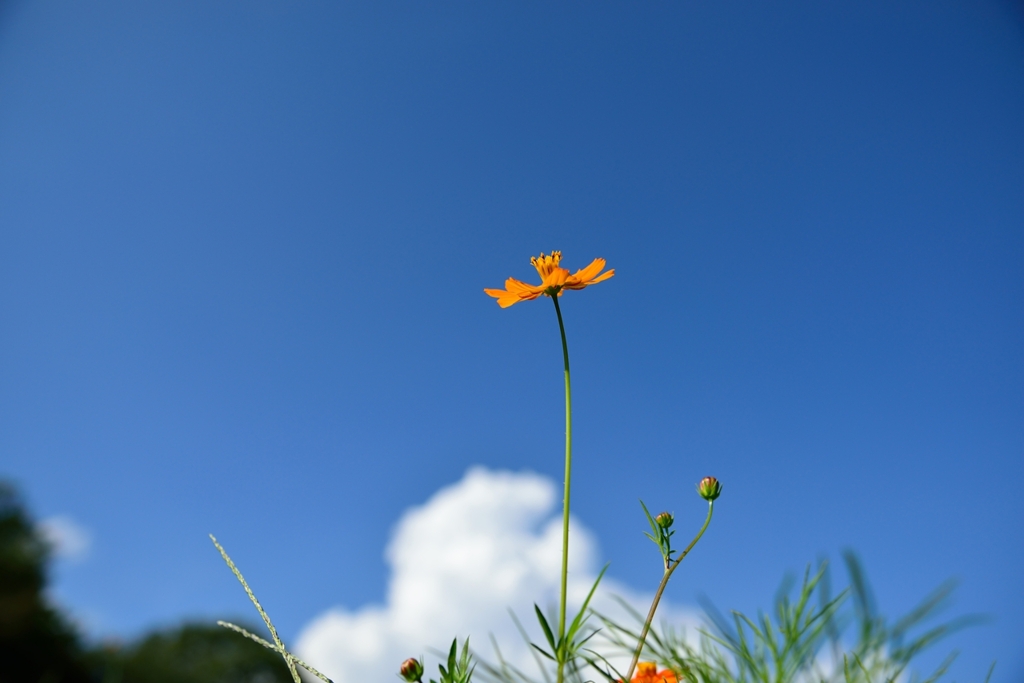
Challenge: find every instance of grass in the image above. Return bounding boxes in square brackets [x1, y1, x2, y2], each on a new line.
[472, 552, 990, 683]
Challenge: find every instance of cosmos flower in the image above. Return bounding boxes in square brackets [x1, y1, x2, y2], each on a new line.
[484, 251, 614, 308]
[629, 662, 678, 683]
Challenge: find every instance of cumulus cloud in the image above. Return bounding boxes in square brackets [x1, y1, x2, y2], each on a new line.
[38, 515, 92, 562]
[297, 468, 700, 683]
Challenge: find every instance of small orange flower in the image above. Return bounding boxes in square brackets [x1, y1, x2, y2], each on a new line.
[629, 662, 678, 683]
[484, 251, 614, 308]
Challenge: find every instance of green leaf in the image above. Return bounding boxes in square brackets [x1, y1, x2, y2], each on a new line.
[534, 605, 557, 651]
[566, 565, 608, 643]
[530, 643, 556, 661]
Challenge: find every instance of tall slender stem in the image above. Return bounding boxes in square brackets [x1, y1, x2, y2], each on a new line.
[623, 502, 715, 683]
[551, 294, 572, 683]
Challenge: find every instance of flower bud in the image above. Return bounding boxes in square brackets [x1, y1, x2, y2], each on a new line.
[399, 658, 424, 682]
[654, 512, 674, 529]
[697, 476, 721, 501]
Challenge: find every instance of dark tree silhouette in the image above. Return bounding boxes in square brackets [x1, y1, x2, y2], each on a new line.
[1, 480, 293, 683]
[0, 481, 94, 683]
[95, 623, 294, 683]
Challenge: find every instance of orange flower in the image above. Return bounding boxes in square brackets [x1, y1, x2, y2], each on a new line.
[629, 662, 678, 683]
[484, 251, 614, 308]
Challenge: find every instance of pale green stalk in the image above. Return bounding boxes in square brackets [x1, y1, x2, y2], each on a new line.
[623, 502, 715, 683]
[551, 294, 572, 683]
[217, 621, 334, 683]
[211, 534, 315, 683]
[209, 535, 301, 683]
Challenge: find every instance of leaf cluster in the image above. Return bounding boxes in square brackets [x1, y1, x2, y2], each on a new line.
[432, 639, 476, 683]
[478, 568, 609, 683]
[596, 553, 989, 683]
[640, 501, 674, 569]
[531, 567, 609, 677]
[480, 554, 989, 683]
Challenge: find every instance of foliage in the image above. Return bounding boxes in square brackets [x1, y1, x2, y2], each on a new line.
[0, 478, 311, 683]
[476, 554, 986, 683]
[588, 554, 988, 683]
[0, 481, 95, 683]
[528, 568, 608, 683]
[640, 501, 675, 568]
[89, 623, 295, 683]
[432, 639, 476, 683]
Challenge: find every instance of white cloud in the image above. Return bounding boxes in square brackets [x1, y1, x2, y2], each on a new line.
[38, 515, 92, 562]
[296, 467, 700, 683]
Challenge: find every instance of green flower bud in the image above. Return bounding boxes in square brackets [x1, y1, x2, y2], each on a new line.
[655, 512, 674, 529]
[697, 476, 722, 501]
[399, 658, 424, 682]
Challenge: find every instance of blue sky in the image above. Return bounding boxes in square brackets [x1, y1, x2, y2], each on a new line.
[1, 1, 1022, 679]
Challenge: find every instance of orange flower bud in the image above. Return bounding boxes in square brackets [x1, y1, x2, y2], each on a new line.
[399, 657, 424, 682]
[697, 476, 721, 501]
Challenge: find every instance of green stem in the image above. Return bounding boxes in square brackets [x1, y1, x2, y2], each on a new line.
[623, 502, 714, 683]
[551, 294, 572, 683]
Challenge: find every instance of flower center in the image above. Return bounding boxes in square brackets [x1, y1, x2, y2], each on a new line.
[530, 251, 563, 278]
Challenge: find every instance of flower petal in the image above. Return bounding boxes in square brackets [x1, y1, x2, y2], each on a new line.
[541, 268, 570, 289]
[587, 268, 614, 284]
[563, 268, 614, 290]
[504, 277, 542, 294]
[484, 288, 523, 307]
[571, 258, 608, 283]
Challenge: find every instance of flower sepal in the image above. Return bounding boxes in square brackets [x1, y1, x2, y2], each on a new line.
[697, 476, 722, 502]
